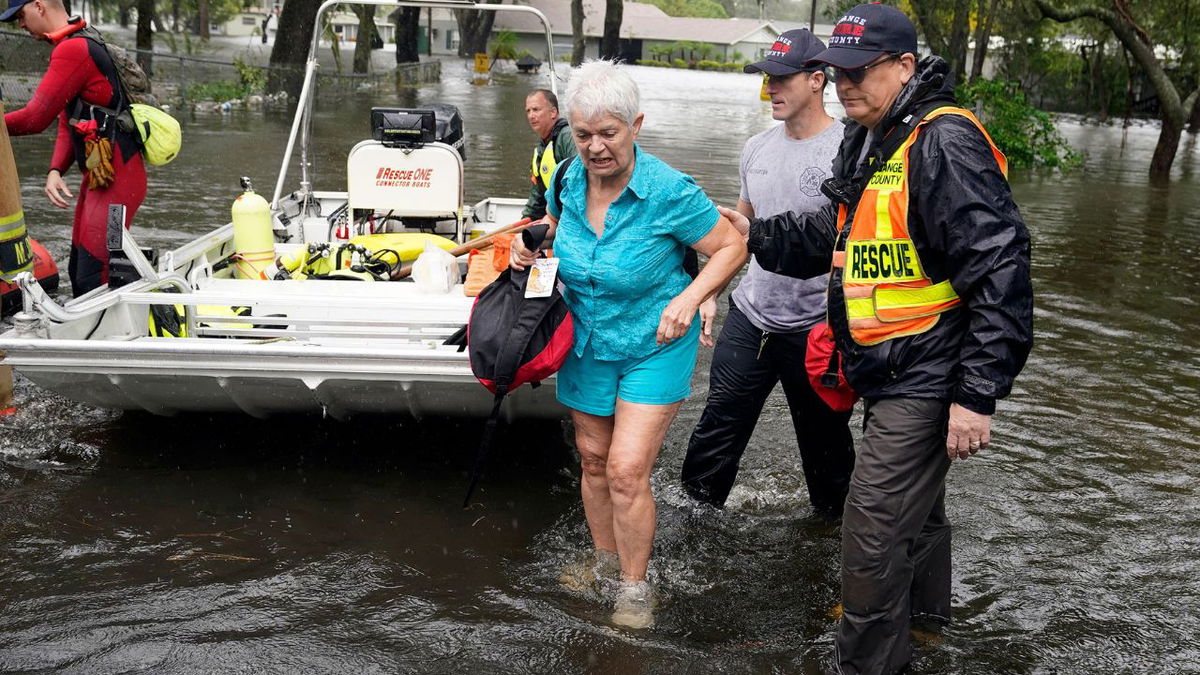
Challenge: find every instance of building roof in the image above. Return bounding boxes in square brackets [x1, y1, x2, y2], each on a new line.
[493, 0, 777, 45]
[623, 16, 775, 44]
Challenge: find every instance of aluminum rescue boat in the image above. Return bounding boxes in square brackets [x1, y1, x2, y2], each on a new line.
[0, 0, 567, 420]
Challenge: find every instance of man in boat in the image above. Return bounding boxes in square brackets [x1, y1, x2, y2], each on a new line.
[680, 28, 855, 517]
[2, 0, 146, 297]
[521, 88, 576, 222]
[719, 5, 1033, 673]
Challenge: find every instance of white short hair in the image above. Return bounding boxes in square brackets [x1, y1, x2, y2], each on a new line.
[563, 60, 641, 127]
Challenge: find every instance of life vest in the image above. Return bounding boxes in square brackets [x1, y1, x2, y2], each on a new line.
[832, 106, 1007, 346]
[530, 118, 568, 189]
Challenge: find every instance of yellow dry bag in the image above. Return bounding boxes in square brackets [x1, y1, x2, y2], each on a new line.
[129, 103, 181, 166]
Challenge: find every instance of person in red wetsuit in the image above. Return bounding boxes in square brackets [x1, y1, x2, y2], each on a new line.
[2, 0, 146, 296]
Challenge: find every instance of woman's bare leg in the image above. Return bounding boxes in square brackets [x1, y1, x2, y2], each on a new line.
[572, 409, 618, 553]
[607, 399, 682, 581]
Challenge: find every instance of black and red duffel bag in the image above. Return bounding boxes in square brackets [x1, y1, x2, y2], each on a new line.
[451, 223, 573, 506]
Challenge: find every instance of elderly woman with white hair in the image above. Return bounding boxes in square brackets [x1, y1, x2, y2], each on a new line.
[511, 60, 747, 628]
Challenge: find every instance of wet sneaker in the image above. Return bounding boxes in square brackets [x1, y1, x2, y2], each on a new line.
[558, 549, 620, 596]
[611, 580, 656, 629]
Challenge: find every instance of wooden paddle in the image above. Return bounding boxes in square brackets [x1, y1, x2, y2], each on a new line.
[1, 100, 22, 414]
[389, 217, 534, 280]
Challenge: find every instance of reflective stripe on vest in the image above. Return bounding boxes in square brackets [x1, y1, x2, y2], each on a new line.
[834, 106, 1008, 346]
[0, 210, 34, 279]
[531, 137, 560, 189]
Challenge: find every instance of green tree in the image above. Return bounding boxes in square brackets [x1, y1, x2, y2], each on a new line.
[957, 78, 1078, 168]
[489, 30, 519, 63]
[1034, 0, 1200, 180]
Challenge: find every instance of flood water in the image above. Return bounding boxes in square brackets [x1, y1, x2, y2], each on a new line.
[4, 64, 1200, 673]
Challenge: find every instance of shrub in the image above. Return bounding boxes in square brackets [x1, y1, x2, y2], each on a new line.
[955, 78, 1080, 170]
[187, 57, 266, 103]
[672, 58, 688, 68]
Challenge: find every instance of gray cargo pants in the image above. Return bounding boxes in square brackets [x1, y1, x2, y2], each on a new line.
[834, 397, 952, 675]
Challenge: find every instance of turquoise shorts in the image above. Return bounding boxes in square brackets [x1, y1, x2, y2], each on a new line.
[555, 320, 700, 416]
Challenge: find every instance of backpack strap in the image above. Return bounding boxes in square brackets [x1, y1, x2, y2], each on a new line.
[462, 257, 564, 508]
[550, 154, 573, 216]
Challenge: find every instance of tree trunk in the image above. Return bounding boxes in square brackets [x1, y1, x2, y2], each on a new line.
[969, 0, 1000, 81]
[1188, 91, 1200, 133]
[135, 0, 153, 77]
[268, 0, 322, 98]
[946, 0, 971, 84]
[395, 7, 421, 64]
[118, 0, 131, 28]
[1149, 113, 1183, 182]
[455, 3, 499, 58]
[352, 5, 375, 74]
[1035, 0, 1188, 179]
[599, 0, 622, 60]
[571, 0, 585, 66]
[197, 0, 209, 40]
[171, 0, 179, 32]
[910, 0, 947, 61]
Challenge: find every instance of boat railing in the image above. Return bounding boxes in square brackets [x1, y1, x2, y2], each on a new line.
[113, 288, 467, 343]
[13, 273, 467, 345]
[13, 271, 195, 331]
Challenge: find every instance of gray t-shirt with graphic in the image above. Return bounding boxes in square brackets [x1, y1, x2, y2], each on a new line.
[733, 120, 844, 333]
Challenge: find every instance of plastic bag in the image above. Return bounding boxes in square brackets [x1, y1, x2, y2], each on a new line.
[411, 241, 460, 294]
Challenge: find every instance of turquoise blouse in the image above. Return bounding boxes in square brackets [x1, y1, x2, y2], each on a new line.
[547, 144, 718, 361]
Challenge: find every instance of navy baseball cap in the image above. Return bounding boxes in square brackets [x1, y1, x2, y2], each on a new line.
[805, 3, 919, 70]
[0, 0, 34, 22]
[744, 29, 827, 77]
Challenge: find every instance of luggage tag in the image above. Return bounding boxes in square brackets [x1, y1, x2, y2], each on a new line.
[525, 257, 559, 298]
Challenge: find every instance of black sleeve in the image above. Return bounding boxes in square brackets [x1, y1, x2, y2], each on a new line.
[912, 116, 1034, 414]
[745, 203, 839, 279]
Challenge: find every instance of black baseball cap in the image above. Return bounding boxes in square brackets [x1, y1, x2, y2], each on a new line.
[805, 3, 919, 70]
[0, 0, 34, 22]
[743, 29, 827, 77]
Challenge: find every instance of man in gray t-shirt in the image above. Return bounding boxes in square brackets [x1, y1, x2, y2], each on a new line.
[682, 29, 855, 514]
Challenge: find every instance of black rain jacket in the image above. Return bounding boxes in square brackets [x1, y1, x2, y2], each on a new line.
[746, 56, 1033, 415]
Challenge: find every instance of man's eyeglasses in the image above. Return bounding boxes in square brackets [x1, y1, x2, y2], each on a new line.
[831, 54, 901, 84]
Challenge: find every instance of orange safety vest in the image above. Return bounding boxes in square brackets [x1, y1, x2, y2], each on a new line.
[832, 106, 1008, 346]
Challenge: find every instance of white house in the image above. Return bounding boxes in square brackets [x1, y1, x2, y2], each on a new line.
[492, 0, 781, 62]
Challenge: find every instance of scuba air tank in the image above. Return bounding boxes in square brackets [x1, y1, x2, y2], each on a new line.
[231, 177, 275, 279]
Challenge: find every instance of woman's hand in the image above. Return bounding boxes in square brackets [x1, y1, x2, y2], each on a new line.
[657, 293, 699, 345]
[44, 170, 73, 209]
[698, 295, 717, 348]
[509, 230, 537, 271]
